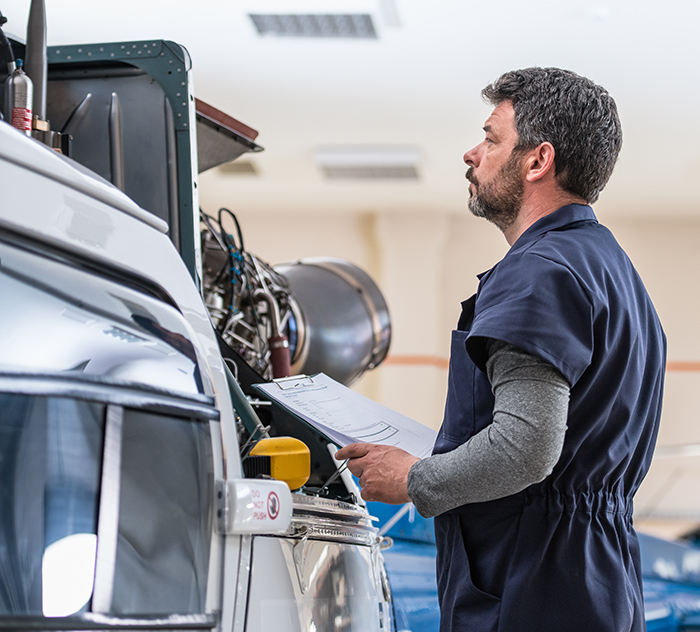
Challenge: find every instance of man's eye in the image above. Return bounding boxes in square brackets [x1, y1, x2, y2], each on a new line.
[485, 137, 494, 144]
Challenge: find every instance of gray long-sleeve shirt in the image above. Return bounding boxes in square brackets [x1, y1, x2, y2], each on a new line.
[407, 339, 570, 518]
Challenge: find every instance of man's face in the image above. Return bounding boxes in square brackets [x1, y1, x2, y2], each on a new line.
[463, 101, 525, 231]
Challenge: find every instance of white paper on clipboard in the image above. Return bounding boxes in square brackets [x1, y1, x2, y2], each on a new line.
[253, 373, 437, 459]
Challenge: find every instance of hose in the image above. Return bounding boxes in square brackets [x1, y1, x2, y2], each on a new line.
[0, 11, 17, 74]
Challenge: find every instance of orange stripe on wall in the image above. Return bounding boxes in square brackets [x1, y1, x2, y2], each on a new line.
[385, 356, 700, 373]
[666, 362, 700, 372]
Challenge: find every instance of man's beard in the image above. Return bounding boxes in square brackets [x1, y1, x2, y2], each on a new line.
[467, 151, 524, 231]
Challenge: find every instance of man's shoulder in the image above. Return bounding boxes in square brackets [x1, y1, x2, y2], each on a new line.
[481, 220, 629, 304]
[513, 220, 624, 273]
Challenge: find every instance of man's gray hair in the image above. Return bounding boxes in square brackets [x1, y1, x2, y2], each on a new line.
[482, 68, 622, 204]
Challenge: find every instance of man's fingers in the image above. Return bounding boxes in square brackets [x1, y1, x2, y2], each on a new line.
[333, 443, 415, 504]
[335, 442, 374, 460]
[345, 459, 364, 478]
[335, 443, 375, 478]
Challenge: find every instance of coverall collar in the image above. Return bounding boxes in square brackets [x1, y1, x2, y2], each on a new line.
[476, 204, 597, 281]
[510, 203, 598, 252]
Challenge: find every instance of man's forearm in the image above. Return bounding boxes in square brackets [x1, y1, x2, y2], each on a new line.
[407, 340, 570, 517]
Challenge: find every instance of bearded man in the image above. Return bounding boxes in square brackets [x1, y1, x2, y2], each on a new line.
[336, 68, 666, 632]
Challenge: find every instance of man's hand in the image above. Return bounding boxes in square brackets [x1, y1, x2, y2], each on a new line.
[335, 443, 420, 504]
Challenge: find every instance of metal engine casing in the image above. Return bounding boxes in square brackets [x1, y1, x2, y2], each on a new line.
[277, 257, 391, 386]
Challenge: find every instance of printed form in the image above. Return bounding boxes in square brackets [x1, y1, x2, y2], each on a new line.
[254, 373, 436, 458]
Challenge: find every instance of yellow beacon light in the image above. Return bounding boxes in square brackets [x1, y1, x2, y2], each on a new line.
[247, 437, 311, 491]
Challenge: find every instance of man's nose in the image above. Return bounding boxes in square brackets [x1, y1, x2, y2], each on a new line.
[463, 144, 481, 167]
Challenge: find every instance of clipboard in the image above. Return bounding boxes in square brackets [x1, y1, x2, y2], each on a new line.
[253, 372, 436, 459]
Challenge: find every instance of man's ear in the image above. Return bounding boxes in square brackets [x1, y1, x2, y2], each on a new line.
[524, 142, 556, 182]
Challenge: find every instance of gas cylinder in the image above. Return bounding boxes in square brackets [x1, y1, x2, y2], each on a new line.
[4, 58, 33, 135]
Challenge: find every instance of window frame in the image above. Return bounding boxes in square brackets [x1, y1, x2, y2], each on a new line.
[0, 375, 220, 630]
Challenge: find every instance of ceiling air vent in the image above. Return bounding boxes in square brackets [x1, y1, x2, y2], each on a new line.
[316, 147, 420, 181]
[249, 14, 378, 38]
[322, 165, 418, 180]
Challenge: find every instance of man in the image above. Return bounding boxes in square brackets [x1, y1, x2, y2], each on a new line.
[336, 67, 666, 631]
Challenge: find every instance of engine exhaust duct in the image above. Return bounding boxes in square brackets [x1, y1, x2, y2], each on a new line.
[275, 258, 391, 386]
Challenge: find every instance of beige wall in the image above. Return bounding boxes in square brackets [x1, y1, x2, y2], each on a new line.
[602, 217, 700, 534]
[204, 202, 700, 534]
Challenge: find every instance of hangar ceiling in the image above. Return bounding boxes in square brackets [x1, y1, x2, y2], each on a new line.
[3, 0, 699, 220]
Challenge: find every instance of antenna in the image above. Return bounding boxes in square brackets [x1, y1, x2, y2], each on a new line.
[23, 0, 69, 153]
[25, 0, 47, 121]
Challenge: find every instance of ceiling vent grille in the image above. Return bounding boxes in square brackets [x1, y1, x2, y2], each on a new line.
[249, 14, 378, 38]
[322, 165, 418, 180]
[316, 146, 420, 181]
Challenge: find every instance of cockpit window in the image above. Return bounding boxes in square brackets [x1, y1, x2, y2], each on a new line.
[0, 394, 102, 616]
[0, 392, 214, 619]
[111, 408, 213, 615]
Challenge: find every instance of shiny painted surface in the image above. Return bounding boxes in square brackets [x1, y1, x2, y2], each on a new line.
[246, 537, 393, 632]
[0, 238, 205, 396]
[246, 495, 393, 632]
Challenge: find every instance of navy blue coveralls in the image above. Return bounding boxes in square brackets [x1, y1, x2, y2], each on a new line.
[434, 204, 666, 631]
